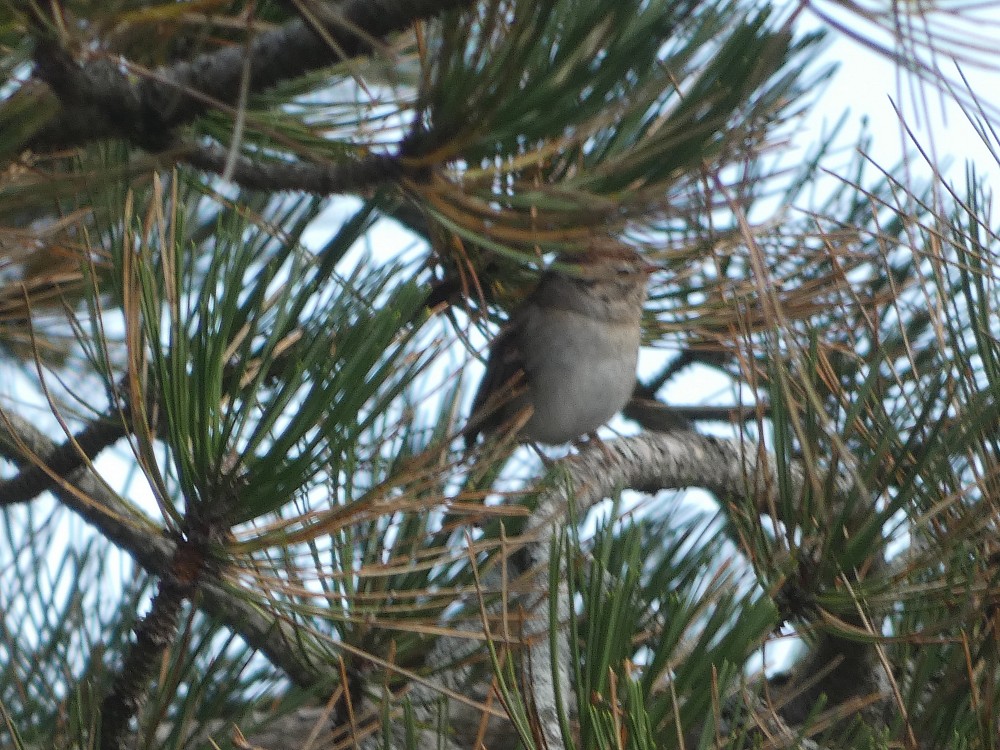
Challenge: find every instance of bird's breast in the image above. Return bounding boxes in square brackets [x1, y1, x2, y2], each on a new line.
[518, 307, 641, 443]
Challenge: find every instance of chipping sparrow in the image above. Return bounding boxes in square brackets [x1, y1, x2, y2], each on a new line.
[465, 245, 654, 446]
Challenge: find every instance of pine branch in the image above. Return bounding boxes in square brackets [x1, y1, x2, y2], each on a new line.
[0, 409, 330, 691]
[0, 410, 126, 506]
[505, 430, 870, 746]
[25, 0, 476, 153]
[181, 142, 405, 194]
[99, 556, 195, 750]
[529, 431, 853, 522]
[0, 401, 889, 746]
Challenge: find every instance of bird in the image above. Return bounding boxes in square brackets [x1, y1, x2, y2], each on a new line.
[465, 243, 655, 447]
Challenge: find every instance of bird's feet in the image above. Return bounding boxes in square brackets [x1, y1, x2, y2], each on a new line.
[573, 431, 617, 461]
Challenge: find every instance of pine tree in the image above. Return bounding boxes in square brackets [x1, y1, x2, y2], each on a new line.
[1, 1, 998, 748]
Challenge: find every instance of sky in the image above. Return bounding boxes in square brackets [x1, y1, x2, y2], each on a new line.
[797, 3, 1000, 192]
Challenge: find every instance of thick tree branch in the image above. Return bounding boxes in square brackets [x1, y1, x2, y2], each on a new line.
[0, 409, 329, 690]
[99, 561, 195, 750]
[182, 143, 404, 194]
[533, 430, 835, 523]
[504, 430, 867, 747]
[312, 430, 872, 749]
[0, 410, 126, 506]
[26, 0, 475, 153]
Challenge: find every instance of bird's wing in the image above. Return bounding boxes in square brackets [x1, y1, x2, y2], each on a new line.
[465, 310, 531, 446]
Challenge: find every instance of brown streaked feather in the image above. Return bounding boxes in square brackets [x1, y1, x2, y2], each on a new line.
[465, 312, 531, 447]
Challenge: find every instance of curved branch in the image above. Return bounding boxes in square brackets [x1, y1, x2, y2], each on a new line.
[510, 430, 862, 748]
[534, 430, 829, 526]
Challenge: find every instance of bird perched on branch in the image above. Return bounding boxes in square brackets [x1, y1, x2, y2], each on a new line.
[465, 244, 655, 447]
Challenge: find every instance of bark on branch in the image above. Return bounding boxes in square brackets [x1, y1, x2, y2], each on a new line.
[25, 0, 475, 153]
[0, 409, 329, 690]
[494, 430, 873, 749]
